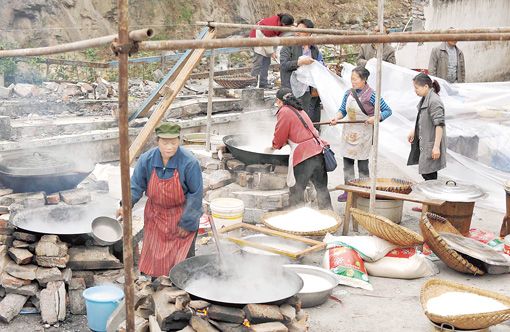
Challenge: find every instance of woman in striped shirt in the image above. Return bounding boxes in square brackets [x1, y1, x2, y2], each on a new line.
[330, 66, 393, 202]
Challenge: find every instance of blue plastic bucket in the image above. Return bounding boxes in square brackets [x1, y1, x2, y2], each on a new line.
[82, 285, 124, 332]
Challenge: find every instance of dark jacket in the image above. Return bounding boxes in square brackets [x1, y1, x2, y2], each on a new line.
[357, 43, 396, 66]
[279, 45, 321, 89]
[428, 42, 465, 83]
[407, 90, 447, 174]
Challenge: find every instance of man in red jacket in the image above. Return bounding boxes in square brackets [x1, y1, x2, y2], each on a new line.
[250, 13, 294, 88]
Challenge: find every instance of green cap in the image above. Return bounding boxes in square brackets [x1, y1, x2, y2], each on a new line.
[155, 122, 181, 138]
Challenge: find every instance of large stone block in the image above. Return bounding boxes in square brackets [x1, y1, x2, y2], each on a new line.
[67, 246, 122, 270]
[12, 231, 38, 243]
[35, 255, 69, 268]
[0, 293, 28, 322]
[40, 281, 66, 324]
[8, 248, 33, 265]
[36, 267, 62, 286]
[35, 235, 68, 257]
[4, 282, 38, 296]
[59, 188, 91, 205]
[208, 304, 246, 324]
[243, 304, 284, 324]
[1, 272, 32, 288]
[208, 170, 233, 190]
[0, 192, 46, 208]
[250, 322, 288, 332]
[251, 173, 287, 190]
[5, 262, 37, 280]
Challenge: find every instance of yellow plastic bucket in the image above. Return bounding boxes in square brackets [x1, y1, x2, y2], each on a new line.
[210, 198, 244, 230]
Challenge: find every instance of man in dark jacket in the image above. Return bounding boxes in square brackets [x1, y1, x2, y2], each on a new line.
[428, 40, 465, 83]
[279, 18, 324, 130]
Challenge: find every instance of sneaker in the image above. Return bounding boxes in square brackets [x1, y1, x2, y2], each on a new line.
[337, 192, 348, 202]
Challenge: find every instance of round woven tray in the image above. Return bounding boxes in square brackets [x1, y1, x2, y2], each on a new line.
[350, 208, 424, 246]
[420, 278, 510, 330]
[419, 215, 485, 275]
[261, 209, 342, 236]
[425, 212, 462, 235]
[347, 177, 413, 198]
[213, 74, 257, 89]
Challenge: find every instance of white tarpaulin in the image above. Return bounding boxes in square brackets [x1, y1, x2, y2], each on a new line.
[292, 59, 510, 212]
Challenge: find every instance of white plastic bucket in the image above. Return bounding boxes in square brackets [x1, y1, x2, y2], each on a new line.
[356, 197, 404, 224]
[210, 198, 245, 230]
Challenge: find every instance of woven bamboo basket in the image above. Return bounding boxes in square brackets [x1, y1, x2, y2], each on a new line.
[347, 177, 413, 198]
[213, 74, 257, 89]
[350, 208, 424, 246]
[420, 278, 510, 330]
[425, 212, 462, 235]
[419, 217, 485, 275]
[261, 209, 342, 236]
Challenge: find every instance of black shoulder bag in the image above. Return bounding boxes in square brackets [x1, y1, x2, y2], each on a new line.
[289, 107, 337, 172]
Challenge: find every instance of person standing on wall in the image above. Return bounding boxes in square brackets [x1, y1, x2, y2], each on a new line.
[356, 26, 396, 67]
[428, 32, 465, 83]
[250, 13, 295, 89]
[280, 18, 325, 131]
[117, 122, 203, 277]
[407, 73, 447, 180]
[330, 66, 393, 202]
[270, 88, 332, 210]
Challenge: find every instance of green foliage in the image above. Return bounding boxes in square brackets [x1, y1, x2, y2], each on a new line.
[178, 4, 193, 23]
[0, 42, 17, 77]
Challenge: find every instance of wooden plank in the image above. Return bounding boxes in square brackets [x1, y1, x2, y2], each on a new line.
[220, 223, 323, 246]
[334, 184, 445, 206]
[343, 192, 354, 235]
[129, 28, 216, 164]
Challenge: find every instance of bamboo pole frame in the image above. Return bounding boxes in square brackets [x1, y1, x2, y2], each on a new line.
[197, 20, 510, 36]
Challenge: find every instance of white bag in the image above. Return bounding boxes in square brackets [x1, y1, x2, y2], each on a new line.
[364, 248, 439, 279]
[323, 233, 398, 263]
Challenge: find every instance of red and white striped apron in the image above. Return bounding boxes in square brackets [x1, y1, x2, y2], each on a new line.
[139, 169, 195, 277]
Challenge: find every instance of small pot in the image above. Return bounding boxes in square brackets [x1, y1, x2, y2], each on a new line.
[90, 216, 123, 246]
[284, 264, 337, 308]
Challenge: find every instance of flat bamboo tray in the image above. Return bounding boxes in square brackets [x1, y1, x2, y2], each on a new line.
[213, 74, 257, 89]
[218, 223, 326, 259]
[420, 216, 485, 275]
[347, 177, 413, 198]
[350, 208, 424, 246]
[261, 209, 342, 236]
[420, 278, 510, 330]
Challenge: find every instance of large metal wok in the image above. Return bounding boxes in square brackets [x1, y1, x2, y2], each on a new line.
[223, 135, 289, 166]
[0, 151, 93, 193]
[170, 254, 303, 305]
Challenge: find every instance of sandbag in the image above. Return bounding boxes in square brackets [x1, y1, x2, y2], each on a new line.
[364, 248, 439, 279]
[323, 233, 398, 262]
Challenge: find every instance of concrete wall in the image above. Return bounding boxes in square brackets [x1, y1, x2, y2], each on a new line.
[397, 0, 510, 82]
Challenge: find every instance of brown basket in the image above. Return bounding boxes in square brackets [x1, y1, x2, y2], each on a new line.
[426, 212, 462, 235]
[347, 177, 413, 198]
[213, 74, 257, 89]
[261, 209, 341, 236]
[420, 278, 510, 330]
[420, 216, 485, 275]
[350, 208, 424, 246]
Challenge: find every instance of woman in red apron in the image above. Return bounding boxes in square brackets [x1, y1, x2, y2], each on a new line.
[118, 122, 203, 277]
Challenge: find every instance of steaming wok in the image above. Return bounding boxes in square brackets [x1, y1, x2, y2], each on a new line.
[11, 204, 93, 235]
[170, 254, 303, 305]
[223, 135, 289, 166]
[0, 151, 93, 193]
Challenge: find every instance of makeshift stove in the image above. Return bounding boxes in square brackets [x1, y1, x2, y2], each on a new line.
[118, 275, 310, 331]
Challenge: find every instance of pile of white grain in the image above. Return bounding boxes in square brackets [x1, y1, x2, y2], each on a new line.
[265, 207, 337, 233]
[427, 291, 509, 316]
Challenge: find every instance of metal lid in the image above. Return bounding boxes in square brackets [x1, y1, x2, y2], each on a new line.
[440, 232, 510, 266]
[412, 180, 486, 202]
[0, 151, 75, 176]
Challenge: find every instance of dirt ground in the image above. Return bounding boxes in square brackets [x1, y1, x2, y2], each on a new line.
[2, 146, 510, 332]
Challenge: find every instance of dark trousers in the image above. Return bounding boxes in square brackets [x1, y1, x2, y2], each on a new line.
[343, 157, 369, 183]
[298, 92, 322, 132]
[289, 154, 332, 210]
[422, 172, 438, 181]
[251, 53, 271, 86]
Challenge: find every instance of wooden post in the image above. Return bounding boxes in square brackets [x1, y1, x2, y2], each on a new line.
[369, 0, 385, 214]
[206, 48, 215, 151]
[128, 28, 216, 164]
[117, 0, 135, 330]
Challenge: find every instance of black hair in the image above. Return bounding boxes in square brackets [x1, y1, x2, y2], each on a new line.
[297, 18, 314, 29]
[413, 72, 441, 93]
[278, 13, 294, 26]
[276, 88, 303, 110]
[352, 66, 370, 81]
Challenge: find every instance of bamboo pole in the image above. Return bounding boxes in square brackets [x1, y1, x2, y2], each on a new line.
[139, 32, 510, 51]
[197, 21, 510, 36]
[0, 28, 153, 58]
[206, 48, 215, 151]
[369, 0, 385, 214]
[117, 0, 135, 330]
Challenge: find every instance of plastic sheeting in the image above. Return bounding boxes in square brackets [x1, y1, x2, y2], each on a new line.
[292, 59, 510, 212]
